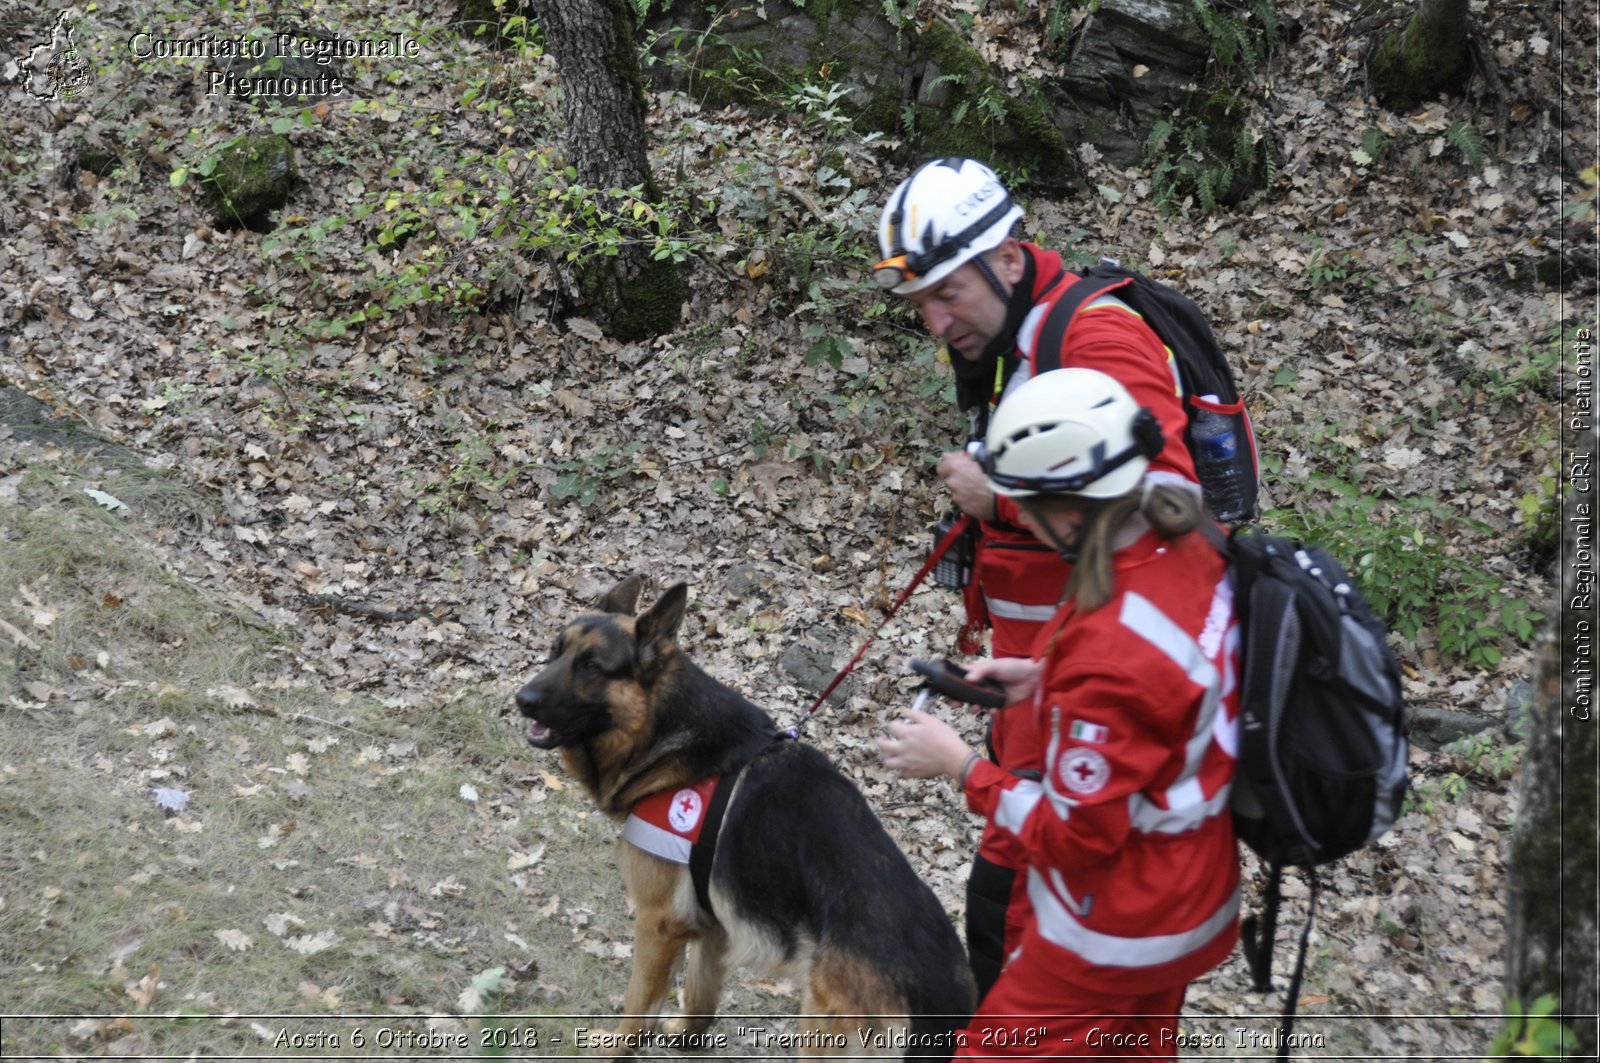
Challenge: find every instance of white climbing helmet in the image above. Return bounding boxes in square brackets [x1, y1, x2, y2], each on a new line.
[873, 158, 1023, 295]
[980, 368, 1165, 500]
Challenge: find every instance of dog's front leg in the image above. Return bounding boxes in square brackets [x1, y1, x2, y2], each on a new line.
[612, 910, 687, 1053]
[663, 924, 728, 1044]
[610, 848, 695, 1057]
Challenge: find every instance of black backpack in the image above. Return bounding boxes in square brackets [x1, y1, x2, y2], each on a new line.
[1205, 524, 1411, 1059]
[1034, 260, 1260, 523]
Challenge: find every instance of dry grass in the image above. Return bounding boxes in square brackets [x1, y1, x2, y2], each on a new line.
[0, 466, 601, 1055]
[0, 454, 797, 1058]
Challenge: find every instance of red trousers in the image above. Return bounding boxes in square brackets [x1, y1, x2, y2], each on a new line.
[956, 938, 1188, 1061]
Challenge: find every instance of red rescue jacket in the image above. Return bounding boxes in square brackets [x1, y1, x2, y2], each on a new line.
[963, 526, 1240, 993]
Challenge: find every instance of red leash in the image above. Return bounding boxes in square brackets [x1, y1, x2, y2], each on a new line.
[787, 515, 974, 736]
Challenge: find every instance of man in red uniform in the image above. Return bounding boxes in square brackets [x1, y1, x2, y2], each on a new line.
[878, 368, 1240, 1060]
[873, 158, 1200, 995]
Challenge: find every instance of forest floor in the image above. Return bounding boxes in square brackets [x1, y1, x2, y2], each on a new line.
[0, 0, 1593, 1058]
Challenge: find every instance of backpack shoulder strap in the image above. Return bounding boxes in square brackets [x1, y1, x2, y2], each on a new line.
[1240, 860, 1282, 992]
[1031, 268, 1136, 374]
[1197, 519, 1230, 556]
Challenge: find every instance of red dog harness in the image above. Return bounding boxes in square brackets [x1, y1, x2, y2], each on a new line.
[622, 775, 733, 915]
[619, 736, 788, 916]
[622, 777, 721, 864]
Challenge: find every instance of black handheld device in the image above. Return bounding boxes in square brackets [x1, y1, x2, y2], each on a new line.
[909, 658, 1008, 709]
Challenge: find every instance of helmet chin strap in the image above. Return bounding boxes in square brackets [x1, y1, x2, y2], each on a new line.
[973, 253, 1010, 303]
[976, 247, 1037, 366]
[1020, 501, 1082, 563]
[955, 243, 1035, 436]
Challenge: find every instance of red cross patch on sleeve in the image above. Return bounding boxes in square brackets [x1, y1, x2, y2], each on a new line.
[1059, 749, 1111, 795]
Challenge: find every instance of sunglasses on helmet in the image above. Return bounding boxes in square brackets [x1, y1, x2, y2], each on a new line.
[872, 191, 1018, 290]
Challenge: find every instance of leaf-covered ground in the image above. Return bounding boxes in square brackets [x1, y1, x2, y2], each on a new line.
[0, 0, 1590, 1057]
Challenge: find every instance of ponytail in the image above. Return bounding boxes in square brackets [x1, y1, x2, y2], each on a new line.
[1059, 482, 1206, 613]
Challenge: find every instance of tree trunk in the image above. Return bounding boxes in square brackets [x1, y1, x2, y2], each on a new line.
[526, 0, 685, 340]
[1504, 414, 1599, 1057]
[1367, 0, 1473, 112]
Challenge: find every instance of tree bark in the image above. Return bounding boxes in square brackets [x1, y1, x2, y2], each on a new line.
[1505, 416, 1599, 1056]
[526, 0, 685, 340]
[1367, 0, 1474, 112]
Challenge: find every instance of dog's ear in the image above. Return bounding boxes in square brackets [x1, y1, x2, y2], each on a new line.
[595, 575, 645, 616]
[634, 583, 688, 668]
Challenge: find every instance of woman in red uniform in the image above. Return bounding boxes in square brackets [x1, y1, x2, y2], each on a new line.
[879, 368, 1241, 1060]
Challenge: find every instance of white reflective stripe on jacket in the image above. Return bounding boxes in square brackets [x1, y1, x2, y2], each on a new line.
[1029, 869, 1241, 969]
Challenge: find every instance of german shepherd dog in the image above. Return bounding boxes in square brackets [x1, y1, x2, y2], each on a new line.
[515, 577, 975, 1058]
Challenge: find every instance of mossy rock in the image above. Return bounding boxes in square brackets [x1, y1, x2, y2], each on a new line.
[644, 0, 1069, 189]
[909, 20, 1072, 189]
[1047, 0, 1215, 172]
[644, 0, 897, 119]
[202, 135, 295, 230]
[1367, 10, 1470, 112]
[579, 255, 686, 342]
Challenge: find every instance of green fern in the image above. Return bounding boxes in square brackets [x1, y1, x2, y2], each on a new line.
[1192, 0, 1276, 71]
[1180, 121, 1207, 156]
[1259, 127, 1280, 186]
[1046, 3, 1076, 49]
[1145, 118, 1177, 156]
[1445, 120, 1487, 170]
[1360, 126, 1391, 162]
[1233, 125, 1257, 170]
[1193, 1, 1241, 68]
[1249, 0, 1279, 50]
[1197, 162, 1233, 215]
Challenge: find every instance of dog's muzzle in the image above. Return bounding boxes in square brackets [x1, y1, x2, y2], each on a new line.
[514, 685, 562, 749]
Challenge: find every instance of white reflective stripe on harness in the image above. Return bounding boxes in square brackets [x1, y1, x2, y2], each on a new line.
[621, 814, 692, 865]
[984, 595, 1058, 622]
[1027, 871, 1240, 969]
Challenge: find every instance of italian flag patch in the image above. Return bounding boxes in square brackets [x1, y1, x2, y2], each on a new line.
[1069, 720, 1109, 744]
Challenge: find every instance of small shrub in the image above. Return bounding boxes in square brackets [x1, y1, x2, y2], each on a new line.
[1485, 995, 1581, 1058]
[1267, 474, 1543, 670]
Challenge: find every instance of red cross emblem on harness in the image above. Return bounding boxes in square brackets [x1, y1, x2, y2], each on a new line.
[667, 788, 705, 832]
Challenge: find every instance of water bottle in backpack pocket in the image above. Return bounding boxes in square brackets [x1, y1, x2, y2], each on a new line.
[1188, 393, 1256, 524]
